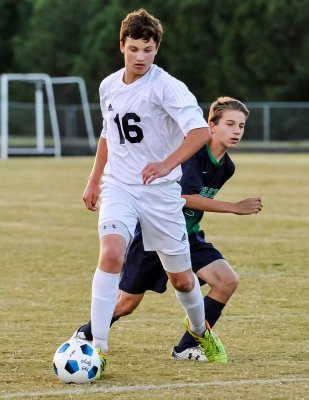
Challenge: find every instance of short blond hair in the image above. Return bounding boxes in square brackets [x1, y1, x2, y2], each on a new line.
[208, 96, 249, 125]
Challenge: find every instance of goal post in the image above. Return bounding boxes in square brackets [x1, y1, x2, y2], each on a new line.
[50, 76, 96, 152]
[1, 73, 61, 159]
[0, 73, 96, 160]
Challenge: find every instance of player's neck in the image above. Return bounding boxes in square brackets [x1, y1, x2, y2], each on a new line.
[209, 142, 227, 161]
[122, 68, 150, 84]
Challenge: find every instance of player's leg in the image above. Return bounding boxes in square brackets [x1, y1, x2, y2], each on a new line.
[73, 223, 167, 345]
[91, 232, 127, 378]
[113, 290, 144, 318]
[173, 260, 237, 357]
[73, 290, 145, 341]
[163, 263, 227, 363]
[140, 183, 227, 361]
[163, 266, 206, 337]
[172, 233, 235, 362]
[197, 259, 238, 325]
[92, 184, 138, 377]
[140, 183, 207, 338]
[91, 231, 128, 354]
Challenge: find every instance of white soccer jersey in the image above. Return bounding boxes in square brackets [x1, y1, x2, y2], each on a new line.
[100, 64, 208, 185]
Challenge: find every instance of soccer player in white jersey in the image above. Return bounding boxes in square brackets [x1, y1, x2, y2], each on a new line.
[81, 8, 222, 378]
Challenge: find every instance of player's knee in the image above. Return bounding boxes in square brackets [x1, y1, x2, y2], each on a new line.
[99, 247, 124, 270]
[206, 261, 239, 296]
[221, 271, 239, 295]
[230, 271, 239, 291]
[170, 275, 195, 292]
[99, 235, 127, 271]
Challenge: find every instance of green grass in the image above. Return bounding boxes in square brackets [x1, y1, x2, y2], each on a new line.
[0, 154, 308, 399]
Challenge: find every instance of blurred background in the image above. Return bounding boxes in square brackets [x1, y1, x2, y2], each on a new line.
[1, 0, 309, 156]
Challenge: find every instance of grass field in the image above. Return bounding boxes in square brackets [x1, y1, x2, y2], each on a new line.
[0, 154, 308, 399]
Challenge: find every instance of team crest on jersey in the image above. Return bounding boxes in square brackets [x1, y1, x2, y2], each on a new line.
[200, 186, 219, 199]
[108, 104, 113, 111]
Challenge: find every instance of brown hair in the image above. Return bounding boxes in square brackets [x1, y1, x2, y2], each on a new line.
[208, 96, 249, 125]
[120, 8, 163, 48]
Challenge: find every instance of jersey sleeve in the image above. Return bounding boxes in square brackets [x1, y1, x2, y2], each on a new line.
[159, 76, 208, 136]
[179, 149, 205, 195]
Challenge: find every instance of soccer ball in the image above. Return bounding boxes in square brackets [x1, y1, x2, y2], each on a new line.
[53, 338, 100, 384]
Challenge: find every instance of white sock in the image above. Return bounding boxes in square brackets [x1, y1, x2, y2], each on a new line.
[175, 274, 205, 337]
[91, 268, 120, 353]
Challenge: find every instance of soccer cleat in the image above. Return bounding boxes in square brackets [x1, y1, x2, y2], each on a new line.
[184, 317, 228, 363]
[171, 346, 208, 362]
[95, 347, 107, 380]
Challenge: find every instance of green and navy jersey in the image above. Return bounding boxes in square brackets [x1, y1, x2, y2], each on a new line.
[179, 145, 235, 235]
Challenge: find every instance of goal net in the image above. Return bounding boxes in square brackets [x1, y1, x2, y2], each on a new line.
[0, 73, 97, 159]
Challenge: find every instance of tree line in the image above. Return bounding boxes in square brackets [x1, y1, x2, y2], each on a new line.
[1, 0, 308, 102]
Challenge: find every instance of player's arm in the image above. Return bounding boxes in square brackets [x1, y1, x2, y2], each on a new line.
[142, 127, 211, 184]
[82, 137, 107, 212]
[183, 194, 263, 215]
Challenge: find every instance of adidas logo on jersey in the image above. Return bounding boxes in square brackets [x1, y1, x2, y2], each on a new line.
[181, 233, 187, 241]
[108, 104, 113, 111]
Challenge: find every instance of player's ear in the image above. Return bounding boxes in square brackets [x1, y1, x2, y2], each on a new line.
[209, 121, 216, 134]
[120, 41, 125, 53]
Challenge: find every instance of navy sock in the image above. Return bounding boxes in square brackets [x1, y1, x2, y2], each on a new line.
[78, 317, 120, 341]
[110, 316, 120, 326]
[204, 296, 225, 327]
[79, 321, 93, 341]
[174, 331, 197, 352]
[174, 296, 225, 353]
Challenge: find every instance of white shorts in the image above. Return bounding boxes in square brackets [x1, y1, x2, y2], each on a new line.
[98, 181, 191, 272]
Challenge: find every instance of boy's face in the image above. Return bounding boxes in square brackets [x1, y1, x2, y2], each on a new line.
[210, 110, 246, 149]
[120, 37, 158, 83]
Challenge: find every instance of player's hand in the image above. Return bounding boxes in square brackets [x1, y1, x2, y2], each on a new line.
[233, 197, 263, 215]
[82, 180, 100, 211]
[142, 161, 172, 184]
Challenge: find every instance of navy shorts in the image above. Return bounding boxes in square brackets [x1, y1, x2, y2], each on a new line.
[119, 229, 224, 294]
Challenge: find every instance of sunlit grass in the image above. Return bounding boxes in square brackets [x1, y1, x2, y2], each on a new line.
[0, 154, 308, 399]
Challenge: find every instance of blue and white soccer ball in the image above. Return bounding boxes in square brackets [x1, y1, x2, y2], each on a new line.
[53, 338, 100, 384]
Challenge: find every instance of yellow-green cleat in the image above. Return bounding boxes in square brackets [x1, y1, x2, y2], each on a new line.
[95, 347, 107, 379]
[184, 316, 228, 363]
